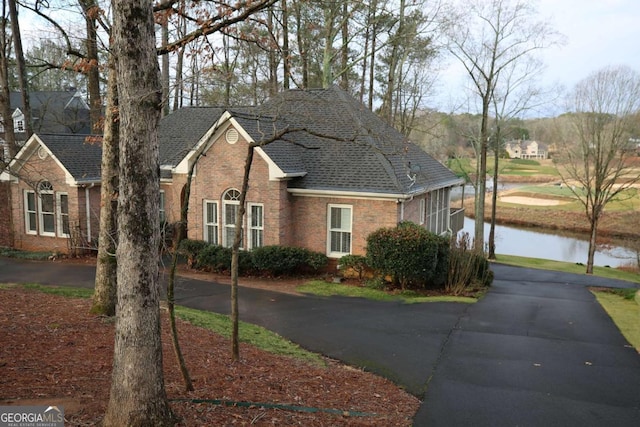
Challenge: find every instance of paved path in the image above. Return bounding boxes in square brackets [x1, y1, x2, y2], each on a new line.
[1, 258, 639, 426]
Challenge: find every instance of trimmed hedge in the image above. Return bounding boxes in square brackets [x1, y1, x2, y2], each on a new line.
[181, 241, 328, 277]
[366, 221, 449, 289]
[251, 245, 328, 276]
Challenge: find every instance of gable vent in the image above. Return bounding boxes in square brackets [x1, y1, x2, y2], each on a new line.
[225, 128, 239, 144]
[38, 145, 48, 160]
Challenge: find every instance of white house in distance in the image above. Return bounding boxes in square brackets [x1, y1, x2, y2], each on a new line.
[504, 140, 548, 160]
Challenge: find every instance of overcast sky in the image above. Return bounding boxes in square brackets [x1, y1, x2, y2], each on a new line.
[435, 0, 640, 115]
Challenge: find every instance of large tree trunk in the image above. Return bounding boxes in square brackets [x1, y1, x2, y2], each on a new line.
[0, 5, 16, 159]
[586, 215, 599, 275]
[103, 0, 174, 425]
[8, 0, 31, 138]
[79, 0, 102, 131]
[488, 134, 499, 259]
[91, 55, 118, 316]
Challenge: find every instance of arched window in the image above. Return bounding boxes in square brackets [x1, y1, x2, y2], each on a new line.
[38, 181, 55, 235]
[222, 189, 241, 248]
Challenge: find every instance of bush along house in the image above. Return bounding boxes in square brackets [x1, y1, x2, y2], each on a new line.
[0, 86, 465, 259]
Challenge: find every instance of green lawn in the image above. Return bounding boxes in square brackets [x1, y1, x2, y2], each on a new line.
[591, 289, 640, 352]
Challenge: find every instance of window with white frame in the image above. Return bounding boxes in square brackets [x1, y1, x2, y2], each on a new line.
[419, 198, 426, 224]
[159, 190, 166, 223]
[38, 181, 55, 236]
[248, 203, 264, 249]
[327, 204, 352, 257]
[222, 189, 241, 248]
[24, 191, 37, 234]
[56, 193, 70, 237]
[203, 200, 218, 244]
[24, 182, 71, 238]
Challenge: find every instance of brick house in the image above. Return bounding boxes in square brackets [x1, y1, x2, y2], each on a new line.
[0, 134, 101, 253]
[160, 87, 465, 259]
[0, 87, 464, 258]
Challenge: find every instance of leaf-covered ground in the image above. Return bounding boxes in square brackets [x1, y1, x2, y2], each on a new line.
[0, 287, 419, 426]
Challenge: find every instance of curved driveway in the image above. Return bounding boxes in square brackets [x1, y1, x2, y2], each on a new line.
[1, 257, 639, 426]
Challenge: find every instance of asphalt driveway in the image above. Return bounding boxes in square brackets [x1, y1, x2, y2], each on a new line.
[1, 257, 639, 426]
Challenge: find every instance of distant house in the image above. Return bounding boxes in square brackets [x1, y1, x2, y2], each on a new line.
[1, 89, 91, 161]
[0, 87, 465, 260]
[505, 140, 548, 160]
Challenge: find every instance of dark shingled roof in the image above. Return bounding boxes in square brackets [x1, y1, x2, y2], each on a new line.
[38, 134, 102, 182]
[227, 86, 462, 195]
[158, 107, 227, 167]
[9, 91, 92, 135]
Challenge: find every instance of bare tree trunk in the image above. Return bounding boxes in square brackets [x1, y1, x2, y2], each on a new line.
[8, 0, 31, 138]
[0, 2, 16, 158]
[161, 20, 170, 116]
[91, 55, 118, 316]
[104, 0, 174, 424]
[282, 0, 290, 89]
[231, 143, 255, 362]
[488, 133, 499, 259]
[79, 0, 102, 131]
[167, 164, 195, 391]
[340, 2, 349, 90]
[586, 215, 599, 274]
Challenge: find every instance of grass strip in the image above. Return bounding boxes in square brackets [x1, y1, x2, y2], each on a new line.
[0, 283, 323, 365]
[591, 288, 640, 353]
[297, 280, 477, 304]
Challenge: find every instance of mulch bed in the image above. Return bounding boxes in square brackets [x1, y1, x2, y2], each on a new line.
[0, 287, 419, 426]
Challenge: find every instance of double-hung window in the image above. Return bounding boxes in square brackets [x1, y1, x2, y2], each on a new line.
[25, 181, 68, 238]
[248, 203, 264, 249]
[159, 190, 166, 223]
[222, 189, 241, 248]
[38, 181, 55, 236]
[56, 193, 70, 237]
[203, 200, 218, 244]
[25, 191, 37, 234]
[327, 204, 352, 257]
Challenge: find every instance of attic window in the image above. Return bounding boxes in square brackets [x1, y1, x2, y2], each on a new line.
[225, 128, 239, 144]
[38, 145, 48, 160]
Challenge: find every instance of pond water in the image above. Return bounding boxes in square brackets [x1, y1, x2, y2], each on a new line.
[461, 217, 637, 268]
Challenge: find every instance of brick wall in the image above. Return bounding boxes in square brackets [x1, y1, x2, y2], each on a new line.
[291, 195, 399, 257]
[0, 182, 13, 247]
[9, 151, 97, 254]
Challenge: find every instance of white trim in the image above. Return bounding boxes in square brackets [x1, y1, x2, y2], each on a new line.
[254, 147, 307, 180]
[289, 187, 404, 201]
[0, 134, 78, 185]
[327, 204, 352, 258]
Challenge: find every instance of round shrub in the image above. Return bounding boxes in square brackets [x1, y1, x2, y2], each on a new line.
[366, 221, 449, 289]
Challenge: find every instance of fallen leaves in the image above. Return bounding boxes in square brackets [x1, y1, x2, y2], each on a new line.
[0, 288, 419, 426]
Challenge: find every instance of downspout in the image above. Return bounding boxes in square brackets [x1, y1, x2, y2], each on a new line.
[85, 184, 94, 243]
